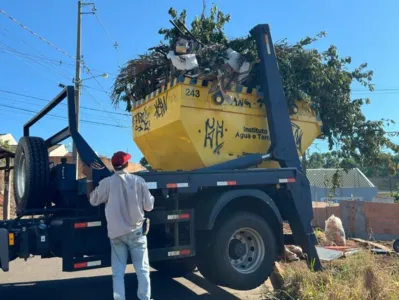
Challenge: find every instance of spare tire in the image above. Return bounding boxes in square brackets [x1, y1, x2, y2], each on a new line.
[14, 137, 50, 215]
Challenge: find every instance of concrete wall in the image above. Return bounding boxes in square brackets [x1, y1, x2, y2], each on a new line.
[313, 201, 399, 241]
[310, 186, 378, 202]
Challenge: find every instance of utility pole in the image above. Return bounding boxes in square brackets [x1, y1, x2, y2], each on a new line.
[72, 1, 95, 179]
[72, 0, 82, 180]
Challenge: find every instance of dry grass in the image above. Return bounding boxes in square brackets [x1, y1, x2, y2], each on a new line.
[269, 251, 399, 300]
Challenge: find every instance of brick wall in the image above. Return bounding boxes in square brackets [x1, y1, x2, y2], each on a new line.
[312, 205, 340, 229]
[312, 200, 399, 240]
[0, 170, 16, 220]
[362, 202, 399, 239]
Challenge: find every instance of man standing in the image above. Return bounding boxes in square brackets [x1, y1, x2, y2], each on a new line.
[86, 151, 154, 300]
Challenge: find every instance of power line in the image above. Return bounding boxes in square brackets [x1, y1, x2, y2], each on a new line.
[0, 29, 116, 76]
[81, 85, 126, 128]
[93, 11, 121, 68]
[0, 103, 129, 129]
[0, 8, 111, 97]
[0, 89, 129, 116]
[0, 96, 119, 122]
[0, 27, 75, 78]
[0, 38, 74, 66]
[0, 43, 72, 81]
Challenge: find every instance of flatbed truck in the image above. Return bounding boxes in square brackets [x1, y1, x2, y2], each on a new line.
[0, 24, 321, 291]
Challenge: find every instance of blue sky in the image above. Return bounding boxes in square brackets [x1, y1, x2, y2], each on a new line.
[1, 0, 398, 162]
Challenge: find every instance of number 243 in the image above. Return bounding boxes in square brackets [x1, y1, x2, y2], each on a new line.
[185, 88, 200, 98]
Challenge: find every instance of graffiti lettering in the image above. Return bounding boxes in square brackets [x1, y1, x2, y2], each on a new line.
[204, 118, 224, 154]
[233, 97, 252, 108]
[291, 122, 303, 152]
[154, 96, 168, 118]
[133, 108, 151, 132]
[257, 98, 264, 109]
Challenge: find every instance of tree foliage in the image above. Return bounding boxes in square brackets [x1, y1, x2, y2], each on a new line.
[113, 5, 398, 168]
[305, 151, 399, 177]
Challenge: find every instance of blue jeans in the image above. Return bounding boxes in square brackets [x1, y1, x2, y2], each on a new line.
[110, 229, 151, 300]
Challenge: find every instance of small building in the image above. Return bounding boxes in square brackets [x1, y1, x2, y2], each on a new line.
[306, 168, 377, 203]
[0, 133, 17, 146]
[0, 134, 68, 157]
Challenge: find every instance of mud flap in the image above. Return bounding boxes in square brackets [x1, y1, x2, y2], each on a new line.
[0, 228, 10, 271]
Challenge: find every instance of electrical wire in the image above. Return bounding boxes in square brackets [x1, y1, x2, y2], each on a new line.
[0, 26, 75, 80]
[0, 9, 112, 98]
[93, 10, 122, 68]
[0, 103, 129, 129]
[0, 43, 72, 81]
[0, 96, 120, 122]
[0, 89, 129, 116]
[81, 85, 126, 127]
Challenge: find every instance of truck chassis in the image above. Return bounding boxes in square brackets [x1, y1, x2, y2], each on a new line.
[0, 24, 321, 291]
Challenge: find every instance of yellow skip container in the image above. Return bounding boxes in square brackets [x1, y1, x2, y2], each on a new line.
[132, 76, 323, 171]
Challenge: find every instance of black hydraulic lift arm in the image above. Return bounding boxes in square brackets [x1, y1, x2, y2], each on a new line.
[250, 25, 302, 171]
[250, 24, 322, 271]
[199, 25, 303, 172]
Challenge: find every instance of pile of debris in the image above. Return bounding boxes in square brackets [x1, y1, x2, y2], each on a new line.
[112, 17, 259, 110]
[283, 215, 399, 263]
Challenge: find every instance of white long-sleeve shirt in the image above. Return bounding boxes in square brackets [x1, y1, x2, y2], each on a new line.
[89, 170, 154, 240]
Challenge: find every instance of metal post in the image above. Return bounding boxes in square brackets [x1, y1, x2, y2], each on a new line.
[72, 0, 82, 180]
[3, 157, 11, 220]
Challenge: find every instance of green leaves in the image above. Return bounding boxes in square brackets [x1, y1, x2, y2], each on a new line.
[112, 5, 398, 168]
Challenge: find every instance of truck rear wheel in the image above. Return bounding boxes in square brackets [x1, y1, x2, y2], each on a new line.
[196, 212, 277, 290]
[151, 258, 196, 277]
[13, 137, 50, 215]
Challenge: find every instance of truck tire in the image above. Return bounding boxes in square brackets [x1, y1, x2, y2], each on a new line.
[196, 212, 277, 290]
[151, 258, 197, 277]
[13, 137, 50, 215]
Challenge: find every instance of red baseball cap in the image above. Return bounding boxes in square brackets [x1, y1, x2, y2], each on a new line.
[111, 151, 131, 168]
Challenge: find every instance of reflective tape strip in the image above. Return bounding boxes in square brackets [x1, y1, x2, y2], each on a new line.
[180, 249, 191, 256]
[74, 260, 102, 269]
[168, 251, 180, 257]
[168, 249, 191, 257]
[87, 260, 102, 267]
[167, 213, 190, 220]
[217, 181, 237, 186]
[167, 183, 189, 188]
[279, 178, 296, 183]
[9, 233, 14, 246]
[146, 182, 157, 190]
[74, 221, 102, 229]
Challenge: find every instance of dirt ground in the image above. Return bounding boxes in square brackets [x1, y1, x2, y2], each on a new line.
[0, 257, 271, 299]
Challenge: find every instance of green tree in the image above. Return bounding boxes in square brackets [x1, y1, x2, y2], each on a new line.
[112, 5, 398, 168]
[307, 152, 324, 169]
[323, 152, 340, 168]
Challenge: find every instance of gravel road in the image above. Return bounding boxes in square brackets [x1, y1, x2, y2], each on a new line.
[0, 257, 270, 299]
